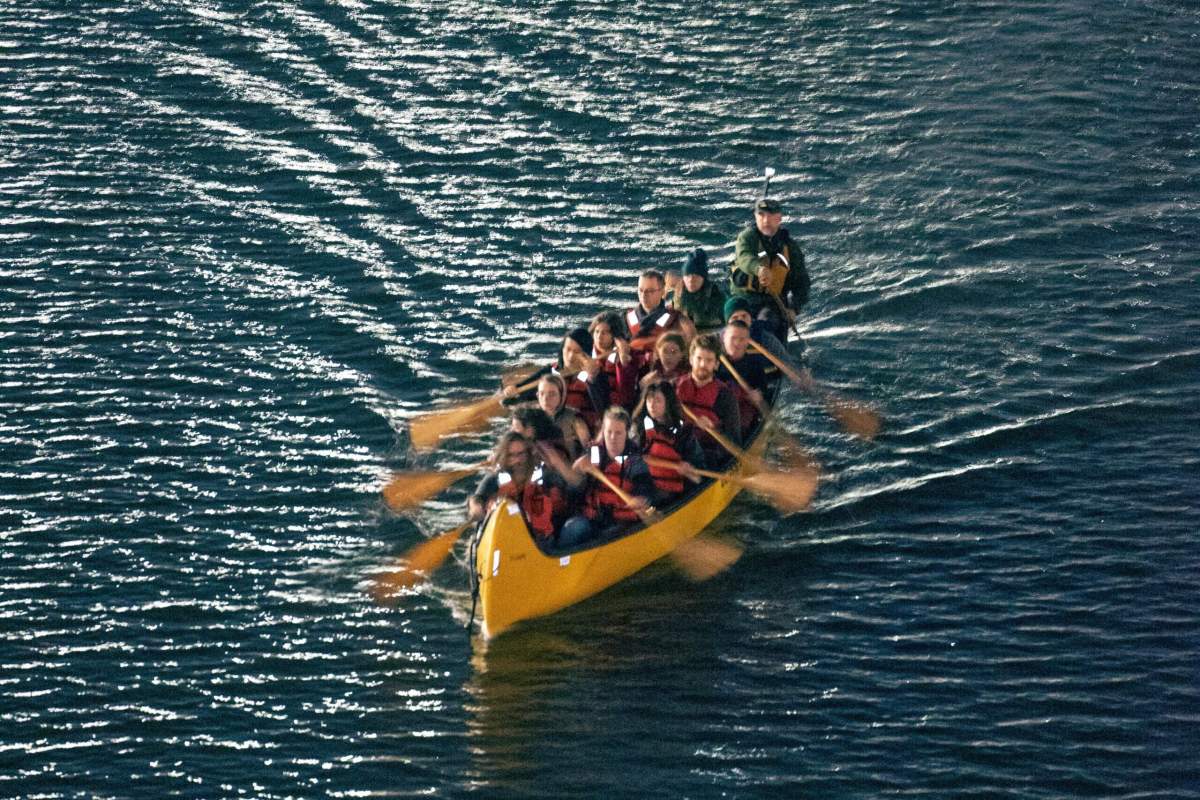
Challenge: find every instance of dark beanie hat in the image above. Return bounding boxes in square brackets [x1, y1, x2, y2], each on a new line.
[566, 326, 593, 354]
[682, 248, 708, 278]
[723, 296, 752, 322]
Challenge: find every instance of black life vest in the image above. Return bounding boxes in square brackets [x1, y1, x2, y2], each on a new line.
[717, 355, 768, 435]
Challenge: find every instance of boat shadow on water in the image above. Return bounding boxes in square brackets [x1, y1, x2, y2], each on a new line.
[462, 520, 752, 786]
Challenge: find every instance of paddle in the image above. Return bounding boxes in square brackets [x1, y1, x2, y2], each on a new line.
[582, 463, 660, 526]
[382, 460, 489, 513]
[583, 463, 741, 581]
[746, 338, 881, 441]
[644, 455, 816, 515]
[769, 291, 805, 344]
[669, 535, 743, 582]
[501, 363, 542, 390]
[370, 520, 474, 601]
[719, 353, 823, 471]
[409, 376, 541, 450]
[718, 354, 769, 416]
[755, 165, 803, 342]
[679, 403, 762, 473]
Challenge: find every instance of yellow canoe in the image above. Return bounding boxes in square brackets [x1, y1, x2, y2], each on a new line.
[468, 425, 771, 639]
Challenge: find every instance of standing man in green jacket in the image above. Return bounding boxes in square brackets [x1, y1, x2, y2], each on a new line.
[729, 197, 810, 340]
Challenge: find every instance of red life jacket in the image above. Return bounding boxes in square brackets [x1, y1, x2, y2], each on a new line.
[675, 374, 727, 451]
[584, 446, 640, 522]
[640, 418, 686, 495]
[595, 347, 643, 410]
[562, 372, 599, 432]
[626, 306, 680, 353]
[494, 470, 564, 541]
[675, 374, 722, 430]
[594, 349, 632, 409]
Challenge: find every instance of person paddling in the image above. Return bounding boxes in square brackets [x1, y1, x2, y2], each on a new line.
[589, 310, 639, 410]
[558, 407, 655, 548]
[730, 197, 809, 341]
[509, 405, 569, 461]
[535, 373, 590, 460]
[675, 334, 742, 467]
[636, 331, 689, 393]
[716, 318, 775, 437]
[468, 432, 582, 550]
[557, 326, 610, 433]
[635, 381, 705, 506]
[722, 296, 800, 381]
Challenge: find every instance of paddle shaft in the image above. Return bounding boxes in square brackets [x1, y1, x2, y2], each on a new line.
[583, 464, 656, 524]
[747, 337, 881, 440]
[770, 292, 805, 342]
[382, 459, 492, 512]
[718, 354, 768, 415]
[642, 454, 817, 515]
[747, 337, 807, 388]
[410, 374, 545, 450]
[505, 375, 543, 398]
[643, 455, 724, 482]
[679, 403, 756, 469]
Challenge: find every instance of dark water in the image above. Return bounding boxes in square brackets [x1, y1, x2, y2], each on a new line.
[3, 1, 1198, 797]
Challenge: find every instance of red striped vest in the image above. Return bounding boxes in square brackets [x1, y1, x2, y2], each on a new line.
[563, 373, 599, 433]
[626, 306, 680, 353]
[495, 471, 563, 541]
[584, 446, 640, 522]
[640, 418, 686, 495]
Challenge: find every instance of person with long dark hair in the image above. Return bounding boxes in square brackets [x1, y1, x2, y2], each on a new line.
[635, 381, 705, 505]
[468, 432, 582, 549]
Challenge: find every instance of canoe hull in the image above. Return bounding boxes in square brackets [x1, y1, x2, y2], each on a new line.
[471, 436, 767, 638]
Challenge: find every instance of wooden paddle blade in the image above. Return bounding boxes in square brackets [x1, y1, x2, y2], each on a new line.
[382, 466, 480, 512]
[670, 535, 742, 582]
[371, 522, 471, 602]
[771, 431, 821, 474]
[822, 394, 882, 441]
[741, 468, 819, 515]
[501, 363, 541, 389]
[409, 393, 503, 450]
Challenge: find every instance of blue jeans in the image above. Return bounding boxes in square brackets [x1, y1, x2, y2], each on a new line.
[557, 515, 594, 549]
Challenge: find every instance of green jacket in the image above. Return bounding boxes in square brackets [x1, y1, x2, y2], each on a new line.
[730, 224, 810, 311]
[670, 279, 727, 331]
